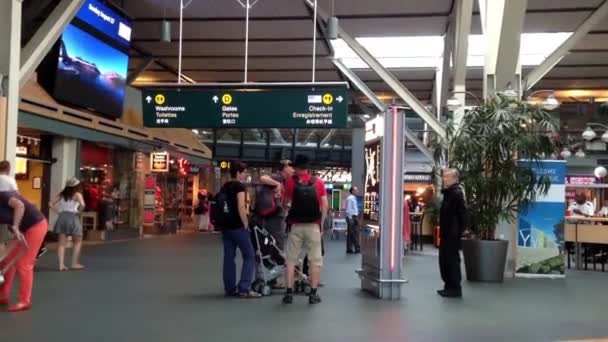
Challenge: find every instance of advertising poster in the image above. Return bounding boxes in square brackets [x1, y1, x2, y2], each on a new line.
[516, 160, 566, 278]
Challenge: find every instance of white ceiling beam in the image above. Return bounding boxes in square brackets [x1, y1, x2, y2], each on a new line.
[333, 59, 434, 161]
[20, 0, 85, 88]
[304, 0, 446, 138]
[451, 0, 473, 128]
[483, 0, 527, 97]
[523, 0, 608, 92]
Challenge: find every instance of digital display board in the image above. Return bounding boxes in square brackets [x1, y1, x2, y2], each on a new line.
[75, 0, 132, 47]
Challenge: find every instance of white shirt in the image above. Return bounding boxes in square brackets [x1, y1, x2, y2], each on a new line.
[57, 198, 80, 213]
[569, 201, 594, 217]
[0, 174, 18, 192]
[346, 194, 359, 217]
[600, 206, 608, 217]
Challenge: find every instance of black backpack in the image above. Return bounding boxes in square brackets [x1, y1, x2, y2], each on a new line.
[289, 175, 321, 222]
[254, 185, 279, 217]
[211, 188, 230, 228]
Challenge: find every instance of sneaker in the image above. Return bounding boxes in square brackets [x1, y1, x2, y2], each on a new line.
[36, 246, 47, 259]
[438, 289, 462, 298]
[282, 294, 294, 304]
[308, 294, 322, 304]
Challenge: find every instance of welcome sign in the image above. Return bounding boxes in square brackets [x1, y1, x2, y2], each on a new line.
[516, 160, 566, 278]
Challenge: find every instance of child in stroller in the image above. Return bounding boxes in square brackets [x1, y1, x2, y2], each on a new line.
[250, 225, 311, 296]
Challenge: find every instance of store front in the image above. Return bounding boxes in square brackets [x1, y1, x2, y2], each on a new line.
[13, 133, 53, 216]
[145, 151, 211, 233]
[79, 142, 140, 231]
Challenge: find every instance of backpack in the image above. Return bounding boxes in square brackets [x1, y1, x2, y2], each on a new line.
[254, 185, 279, 217]
[211, 188, 231, 228]
[289, 175, 321, 223]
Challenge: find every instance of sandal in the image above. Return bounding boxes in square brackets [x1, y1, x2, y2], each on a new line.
[239, 290, 262, 299]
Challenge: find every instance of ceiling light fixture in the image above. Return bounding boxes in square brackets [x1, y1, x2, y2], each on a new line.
[582, 126, 597, 141]
[542, 94, 560, 111]
[446, 96, 461, 111]
[595, 166, 608, 178]
[161, 20, 171, 42]
[327, 0, 338, 40]
[160, 1, 171, 42]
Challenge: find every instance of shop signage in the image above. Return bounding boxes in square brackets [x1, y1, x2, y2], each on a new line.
[565, 175, 598, 185]
[150, 152, 169, 172]
[143, 174, 156, 225]
[16, 146, 28, 156]
[141, 84, 348, 128]
[219, 161, 231, 169]
[403, 174, 432, 183]
[365, 116, 384, 142]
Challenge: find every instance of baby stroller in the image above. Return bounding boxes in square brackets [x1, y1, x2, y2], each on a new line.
[251, 225, 311, 296]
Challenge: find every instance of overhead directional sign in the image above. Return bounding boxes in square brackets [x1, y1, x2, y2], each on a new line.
[141, 83, 349, 128]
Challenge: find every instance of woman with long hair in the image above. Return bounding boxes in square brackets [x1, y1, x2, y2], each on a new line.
[50, 177, 85, 271]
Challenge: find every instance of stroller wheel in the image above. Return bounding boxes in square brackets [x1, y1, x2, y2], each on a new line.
[252, 280, 264, 294]
[261, 285, 272, 296]
[303, 284, 312, 295]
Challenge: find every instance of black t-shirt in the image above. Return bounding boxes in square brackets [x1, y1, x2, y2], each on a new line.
[0, 191, 45, 232]
[221, 180, 247, 229]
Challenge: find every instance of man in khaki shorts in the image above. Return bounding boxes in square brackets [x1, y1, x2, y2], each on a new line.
[283, 155, 328, 305]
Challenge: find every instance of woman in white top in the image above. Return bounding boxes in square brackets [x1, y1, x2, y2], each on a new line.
[50, 177, 85, 271]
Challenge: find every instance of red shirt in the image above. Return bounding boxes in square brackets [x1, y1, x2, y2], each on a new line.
[285, 172, 327, 224]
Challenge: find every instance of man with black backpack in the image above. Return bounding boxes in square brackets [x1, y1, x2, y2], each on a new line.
[212, 161, 261, 299]
[282, 155, 328, 305]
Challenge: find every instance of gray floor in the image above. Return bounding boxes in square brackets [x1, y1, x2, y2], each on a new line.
[1, 234, 607, 342]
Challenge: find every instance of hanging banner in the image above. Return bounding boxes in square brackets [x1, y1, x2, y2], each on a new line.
[516, 160, 567, 278]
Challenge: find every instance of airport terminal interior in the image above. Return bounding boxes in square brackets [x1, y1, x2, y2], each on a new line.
[1, 0, 608, 341]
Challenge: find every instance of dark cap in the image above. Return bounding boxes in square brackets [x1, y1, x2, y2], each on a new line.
[292, 154, 310, 169]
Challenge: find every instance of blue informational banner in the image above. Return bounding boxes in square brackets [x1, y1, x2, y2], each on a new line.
[516, 160, 567, 278]
[76, 0, 132, 47]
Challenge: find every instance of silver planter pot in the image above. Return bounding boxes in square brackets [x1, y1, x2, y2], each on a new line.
[462, 239, 509, 283]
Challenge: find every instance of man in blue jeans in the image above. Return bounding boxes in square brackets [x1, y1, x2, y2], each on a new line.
[217, 161, 261, 298]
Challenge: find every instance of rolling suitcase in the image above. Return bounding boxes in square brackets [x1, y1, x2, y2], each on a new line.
[0, 239, 29, 285]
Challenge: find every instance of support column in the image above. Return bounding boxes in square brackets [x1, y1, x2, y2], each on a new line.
[49, 138, 80, 224]
[0, 0, 23, 172]
[351, 128, 364, 192]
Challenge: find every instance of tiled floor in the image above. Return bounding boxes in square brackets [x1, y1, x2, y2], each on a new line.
[1, 233, 607, 342]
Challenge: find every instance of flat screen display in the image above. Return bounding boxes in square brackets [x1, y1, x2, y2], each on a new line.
[75, 0, 132, 47]
[54, 23, 129, 117]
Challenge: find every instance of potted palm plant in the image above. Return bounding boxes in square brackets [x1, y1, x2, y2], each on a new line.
[434, 95, 557, 282]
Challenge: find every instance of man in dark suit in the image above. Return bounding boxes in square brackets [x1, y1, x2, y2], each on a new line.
[438, 168, 467, 298]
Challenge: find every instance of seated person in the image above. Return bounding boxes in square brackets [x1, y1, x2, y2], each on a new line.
[599, 201, 608, 217]
[568, 193, 594, 217]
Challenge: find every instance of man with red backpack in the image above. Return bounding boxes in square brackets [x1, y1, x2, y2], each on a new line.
[282, 155, 328, 305]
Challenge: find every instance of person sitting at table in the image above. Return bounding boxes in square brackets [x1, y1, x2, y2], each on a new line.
[599, 201, 608, 217]
[569, 193, 594, 217]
